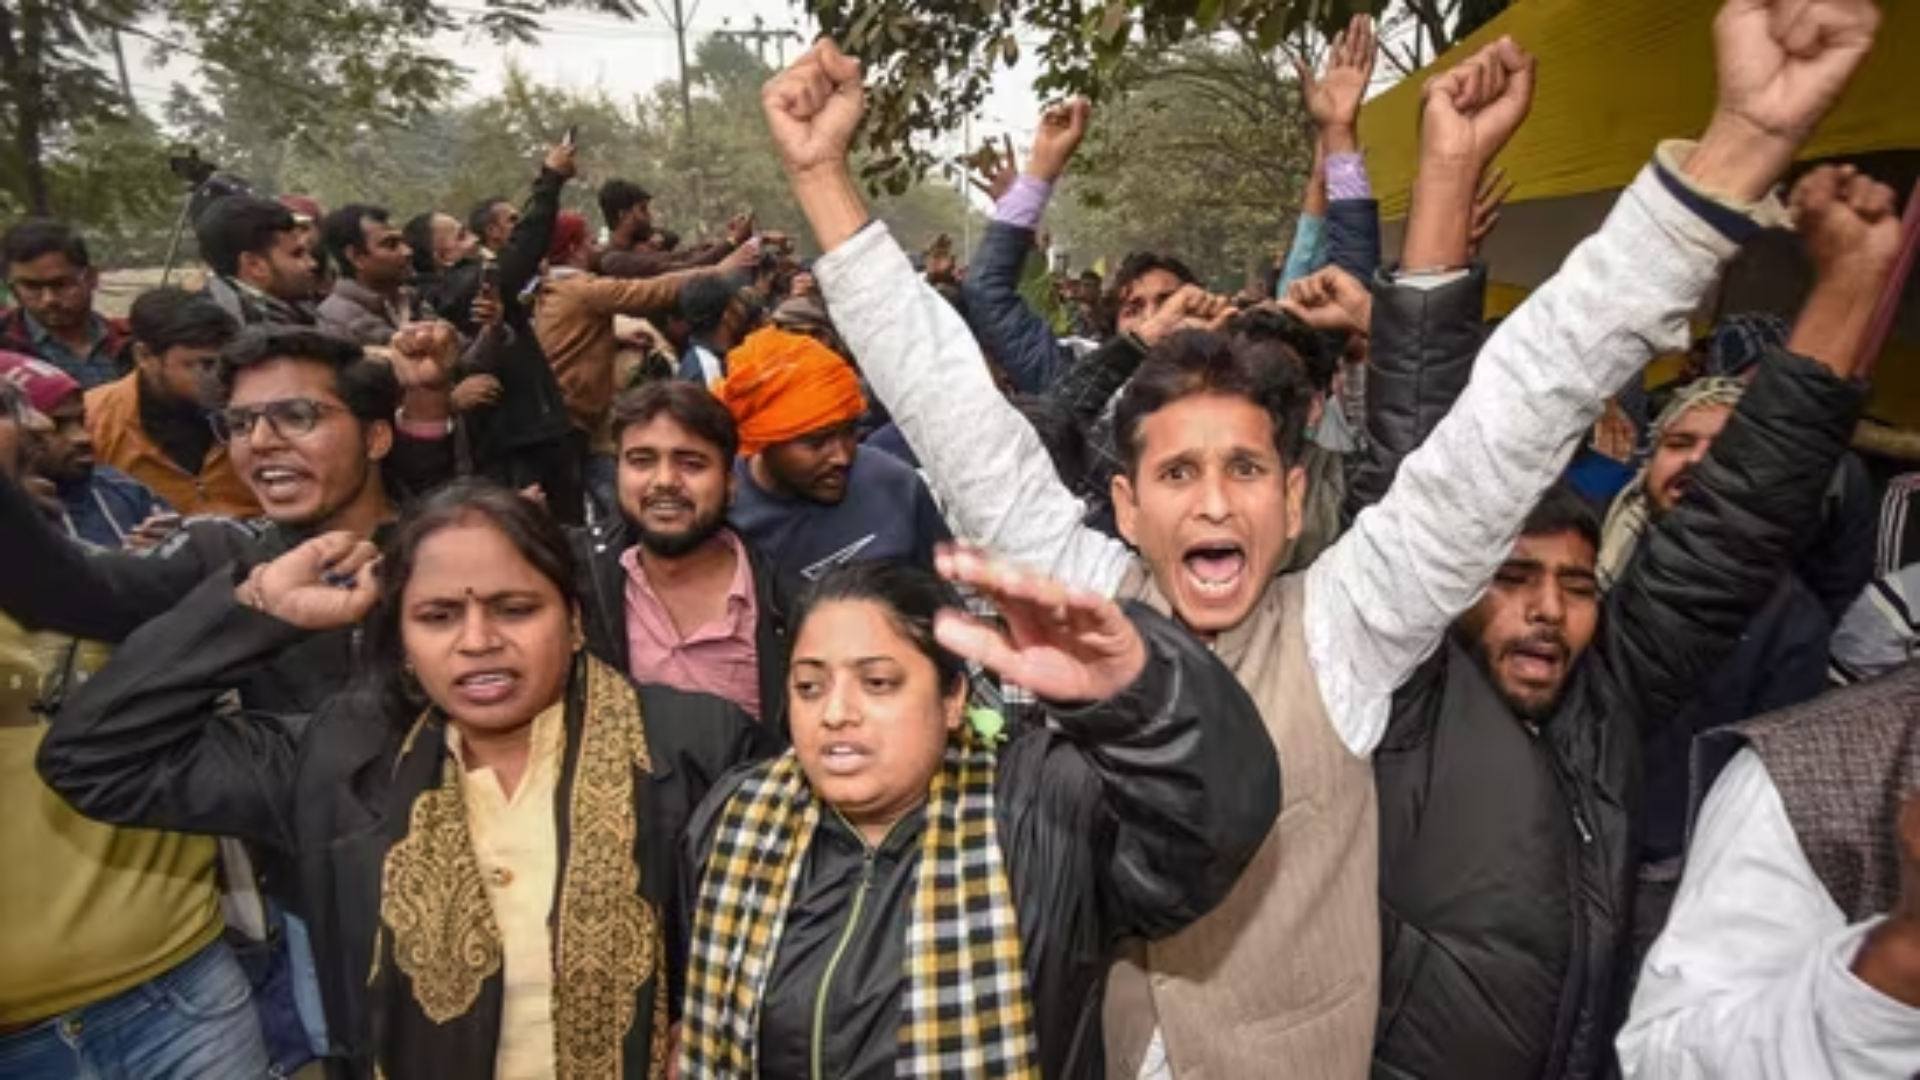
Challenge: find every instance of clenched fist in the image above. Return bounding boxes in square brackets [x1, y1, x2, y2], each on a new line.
[762, 39, 866, 179]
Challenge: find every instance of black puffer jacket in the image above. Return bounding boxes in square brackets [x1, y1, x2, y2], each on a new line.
[682, 604, 1281, 1079]
[1362, 311, 1866, 1080]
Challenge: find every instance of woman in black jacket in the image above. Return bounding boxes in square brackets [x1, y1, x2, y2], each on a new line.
[39, 480, 763, 1079]
[678, 549, 1281, 1079]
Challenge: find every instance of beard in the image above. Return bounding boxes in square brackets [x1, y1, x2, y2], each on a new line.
[632, 498, 728, 559]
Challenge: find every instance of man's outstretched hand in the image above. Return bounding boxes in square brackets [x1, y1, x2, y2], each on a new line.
[763, 39, 865, 179]
[1688, 0, 1882, 203]
[1293, 14, 1377, 154]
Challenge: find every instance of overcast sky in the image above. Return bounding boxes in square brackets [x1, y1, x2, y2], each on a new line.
[120, 0, 1047, 149]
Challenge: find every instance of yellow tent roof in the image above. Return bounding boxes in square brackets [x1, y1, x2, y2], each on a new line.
[1359, 0, 1920, 220]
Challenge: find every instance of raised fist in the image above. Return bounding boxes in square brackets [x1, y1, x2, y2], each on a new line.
[1028, 98, 1092, 184]
[1792, 164, 1903, 289]
[762, 39, 866, 178]
[1420, 36, 1536, 169]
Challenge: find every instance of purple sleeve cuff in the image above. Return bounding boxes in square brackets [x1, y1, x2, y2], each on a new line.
[1326, 153, 1372, 202]
[995, 175, 1055, 230]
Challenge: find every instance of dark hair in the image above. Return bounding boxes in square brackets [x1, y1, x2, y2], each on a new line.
[194, 195, 298, 278]
[129, 286, 239, 353]
[320, 204, 391, 279]
[3, 218, 91, 270]
[216, 326, 398, 424]
[402, 212, 440, 277]
[1114, 328, 1313, 478]
[1105, 251, 1190, 317]
[609, 380, 740, 460]
[680, 274, 739, 334]
[791, 561, 968, 700]
[467, 197, 510, 241]
[1521, 481, 1601, 551]
[363, 479, 577, 713]
[597, 179, 653, 229]
[1226, 305, 1339, 395]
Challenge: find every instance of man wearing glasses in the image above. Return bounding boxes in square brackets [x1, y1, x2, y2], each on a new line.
[0, 220, 132, 391]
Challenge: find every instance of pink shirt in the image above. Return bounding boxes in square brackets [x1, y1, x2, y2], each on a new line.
[620, 530, 763, 720]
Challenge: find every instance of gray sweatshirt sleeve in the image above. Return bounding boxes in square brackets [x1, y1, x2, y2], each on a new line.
[815, 224, 1134, 594]
[1305, 155, 1757, 757]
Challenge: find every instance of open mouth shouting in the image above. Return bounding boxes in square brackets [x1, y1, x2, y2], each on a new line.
[452, 668, 520, 708]
[1182, 540, 1249, 599]
[251, 463, 313, 502]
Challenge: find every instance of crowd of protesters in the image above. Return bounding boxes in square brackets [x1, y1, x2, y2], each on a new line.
[0, 0, 1916, 1077]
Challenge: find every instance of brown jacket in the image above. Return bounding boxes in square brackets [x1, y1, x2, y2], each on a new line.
[85, 374, 259, 520]
[1105, 570, 1380, 1080]
[534, 268, 698, 451]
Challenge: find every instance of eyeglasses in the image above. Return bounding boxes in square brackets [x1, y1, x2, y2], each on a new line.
[211, 398, 346, 444]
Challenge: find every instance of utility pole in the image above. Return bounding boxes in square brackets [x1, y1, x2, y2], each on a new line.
[108, 29, 135, 114]
[716, 15, 802, 68]
[652, 0, 699, 138]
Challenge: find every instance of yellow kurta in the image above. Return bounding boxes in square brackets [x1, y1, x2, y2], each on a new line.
[448, 703, 566, 1080]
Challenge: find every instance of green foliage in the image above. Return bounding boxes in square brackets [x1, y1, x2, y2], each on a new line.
[1049, 39, 1313, 287]
[62, 33, 973, 267]
[806, 0, 1383, 194]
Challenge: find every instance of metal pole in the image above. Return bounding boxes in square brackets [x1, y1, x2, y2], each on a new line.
[960, 114, 972, 257]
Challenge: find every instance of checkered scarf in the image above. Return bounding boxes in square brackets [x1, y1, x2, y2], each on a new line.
[679, 737, 1040, 1078]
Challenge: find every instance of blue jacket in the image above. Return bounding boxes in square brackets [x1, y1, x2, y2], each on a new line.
[960, 220, 1071, 396]
[60, 466, 167, 550]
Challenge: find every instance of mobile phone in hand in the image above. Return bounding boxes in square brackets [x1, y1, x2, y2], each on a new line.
[562, 124, 579, 149]
[480, 260, 501, 293]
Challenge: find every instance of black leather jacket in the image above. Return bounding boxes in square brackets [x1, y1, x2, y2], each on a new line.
[683, 605, 1282, 1079]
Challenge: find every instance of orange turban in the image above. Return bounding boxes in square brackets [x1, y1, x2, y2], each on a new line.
[715, 328, 867, 456]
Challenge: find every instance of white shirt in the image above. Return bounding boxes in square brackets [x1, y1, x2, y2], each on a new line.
[1618, 749, 1920, 1079]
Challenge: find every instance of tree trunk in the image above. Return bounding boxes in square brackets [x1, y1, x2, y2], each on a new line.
[0, 0, 52, 214]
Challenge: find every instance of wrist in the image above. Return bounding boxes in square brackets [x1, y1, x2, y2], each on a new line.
[1402, 173, 1476, 269]
[1789, 276, 1883, 378]
[1321, 123, 1359, 155]
[1685, 110, 1793, 205]
[787, 163, 872, 254]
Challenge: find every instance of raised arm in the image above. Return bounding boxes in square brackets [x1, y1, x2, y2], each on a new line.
[1305, 0, 1883, 756]
[960, 101, 1091, 396]
[1600, 165, 1897, 733]
[1299, 15, 1383, 283]
[497, 144, 577, 310]
[0, 472, 221, 640]
[38, 532, 379, 852]
[765, 42, 1132, 590]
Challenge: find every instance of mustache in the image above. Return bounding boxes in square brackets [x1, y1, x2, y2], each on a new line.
[1504, 629, 1569, 660]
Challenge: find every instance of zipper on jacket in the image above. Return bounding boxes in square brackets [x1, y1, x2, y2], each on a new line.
[1541, 736, 1596, 1077]
[810, 811, 896, 1080]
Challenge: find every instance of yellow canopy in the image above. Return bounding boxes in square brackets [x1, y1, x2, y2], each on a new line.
[1356, 0, 1920, 427]
[1359, 0, 1920, 219]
